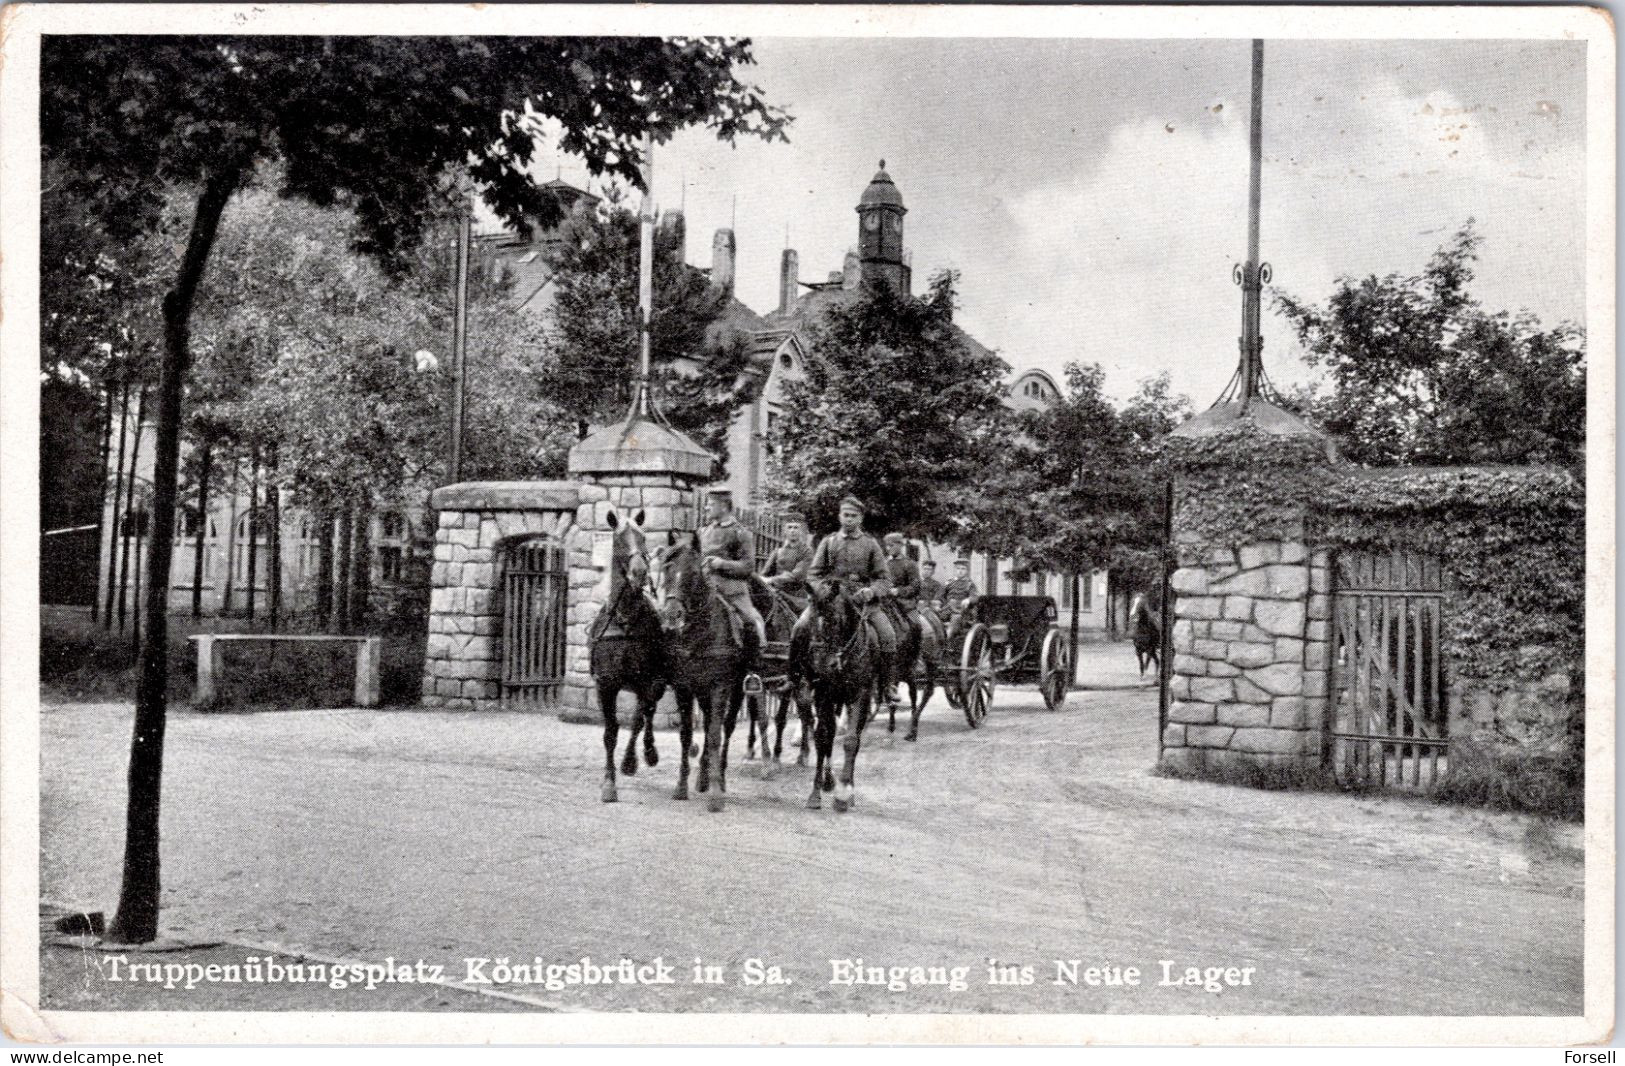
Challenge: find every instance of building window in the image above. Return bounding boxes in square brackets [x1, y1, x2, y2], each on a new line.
[380, 511, 406, 540]
[1083, 573, 1095, 610]
[378, 546, 404, 583]
[1061, 573, 1072, 608]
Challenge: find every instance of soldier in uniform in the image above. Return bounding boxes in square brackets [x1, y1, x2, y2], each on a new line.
[797, 495, 898, 690]
[918, 560, 946, 612]
[882, 531, 924, 639]
[761, 512, 814, 599]
[942, 558, 979, 629]
[698, 488, 764, 690]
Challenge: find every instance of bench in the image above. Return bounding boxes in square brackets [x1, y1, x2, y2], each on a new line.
[187, 634, 382, 709]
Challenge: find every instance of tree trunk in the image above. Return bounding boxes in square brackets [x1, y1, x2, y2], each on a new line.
[267, 450, 282, 632]
[334, 506, 353, 633]
[1069, 571, 1081, 684]
[107, 165, 239, 946]
[315, 502, 335, 629]
[116, 384, 149, 633]
[350, 500, 373, 628]
[221, 455, 239, 617]
[244, 447, 259, 623]
[102, 377, 131, 629]
[93, 381, 116, 625]
[191, 439, 212, 619]
[130, 509, 144, 652]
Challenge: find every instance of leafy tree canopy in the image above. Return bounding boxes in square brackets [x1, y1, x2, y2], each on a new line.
[766, 272, 1010, 540]
[545, 200, 757, 465]
[1273, 222, 1585, 468]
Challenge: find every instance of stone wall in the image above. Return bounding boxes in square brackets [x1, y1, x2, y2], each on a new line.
[420, 482, 582, 711]
[1160, 535, 1333, 777]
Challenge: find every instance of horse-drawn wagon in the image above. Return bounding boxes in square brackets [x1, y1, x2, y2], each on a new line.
[941, 595, 1073, 724]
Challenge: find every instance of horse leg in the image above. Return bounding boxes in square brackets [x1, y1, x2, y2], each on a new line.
[642, 683, 660, 769]
[834, 689, 871, 812]
[807, 696, 835, 809]
[619, 690, 644, 779]
[797, 686, 815, 768]
[598, 684, 620, 804]
[672, 689, 693, 801]
[721, 682, 746, 791]
[772, 693, 790, 763]
[705, 686, 728, 813]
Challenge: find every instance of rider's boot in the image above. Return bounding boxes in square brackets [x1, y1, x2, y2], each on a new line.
[742, 621, 765, 696]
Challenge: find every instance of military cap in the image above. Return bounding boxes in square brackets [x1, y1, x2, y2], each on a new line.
[781, 511, 808, 526]
[921, 559, 937, 568]
[954, 558, 971, 567]
[838, 495, 867, 513]
[706, 487, 734, 502]
[882, 531, 905, 545]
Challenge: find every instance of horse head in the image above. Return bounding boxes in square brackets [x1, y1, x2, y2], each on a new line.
[652, 530, 705, 636]
[605, 508, 650, 595]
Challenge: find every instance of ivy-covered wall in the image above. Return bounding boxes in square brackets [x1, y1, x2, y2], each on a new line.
[1161, 419, 1584, 788]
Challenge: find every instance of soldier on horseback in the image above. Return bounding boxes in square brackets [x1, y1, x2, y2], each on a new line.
[795, 495, 898, 697]
[882, 532, 926, 661]
[698, 488, 765, 694]
[761, 511, 813, 602]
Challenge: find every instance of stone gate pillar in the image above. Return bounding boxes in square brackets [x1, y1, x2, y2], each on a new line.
[420, 481, 583, 710]
[560, 413, 713, 723]
[1158, 402, 1337, 784]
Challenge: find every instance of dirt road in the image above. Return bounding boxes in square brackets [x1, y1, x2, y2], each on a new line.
[39, 665, 1582, 1014]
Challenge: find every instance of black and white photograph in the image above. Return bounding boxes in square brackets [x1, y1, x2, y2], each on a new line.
[1, 3, 1612, 1046]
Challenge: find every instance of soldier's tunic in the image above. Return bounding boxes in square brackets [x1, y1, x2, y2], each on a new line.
[942, 575, 978, 610]
[886, 555, 922, 611]
[801, 528, 898, 660]
[918, 575, 946, 607]
[699, 514, 765, 647]
[761, 540, 814, 593]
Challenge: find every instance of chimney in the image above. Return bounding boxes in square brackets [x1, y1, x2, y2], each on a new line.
[842, 249, 861, 290]
[711, 228, 736, 295]
[778, 248, 799, 313]
[659, 209, 686, 265]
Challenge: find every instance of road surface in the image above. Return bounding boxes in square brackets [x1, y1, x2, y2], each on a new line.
[39, 662, 1582, 1014]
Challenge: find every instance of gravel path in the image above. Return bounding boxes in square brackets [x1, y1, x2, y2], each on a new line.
[39, 660, 1582, 1015]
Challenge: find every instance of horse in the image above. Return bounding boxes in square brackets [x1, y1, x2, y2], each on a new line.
[895, 604, 945, 742]
[588, 509, 666, 804]
[742, 576, 815, 769]
[790, 577, 883, 812]
[652, 532, 750, 813]
[1131, 592, 1162, 676]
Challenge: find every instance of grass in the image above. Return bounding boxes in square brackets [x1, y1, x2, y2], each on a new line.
[41, 606, 427, 710]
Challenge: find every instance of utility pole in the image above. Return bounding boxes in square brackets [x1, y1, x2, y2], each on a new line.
[1234, 38, 1270, 407]
[634, 131, 655, 417]
[448, 175, 472, 481]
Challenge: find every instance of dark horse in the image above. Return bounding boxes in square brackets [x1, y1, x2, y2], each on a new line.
[1131, 593, 1162, 676]
[589, 509, 666, 804]
[884, 600, 943, 743]
[653, 533, 749, 813]
[790, 578, 883, 812]
[742, 577, 815, 769]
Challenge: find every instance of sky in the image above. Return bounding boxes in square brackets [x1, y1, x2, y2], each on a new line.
[540, 36, 1587, 407]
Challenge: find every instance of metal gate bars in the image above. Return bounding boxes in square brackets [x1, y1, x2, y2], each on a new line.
[500, 538, 567, 708]
[1329, 549, 1446, 789]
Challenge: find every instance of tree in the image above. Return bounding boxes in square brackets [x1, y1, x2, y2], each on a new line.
[989, 365, 1190, 600]
[41, 35, 788, 944]
[545, 201, 756, 464]
[766, 272, 1010, 538]
[1273, 222, 1585, 467]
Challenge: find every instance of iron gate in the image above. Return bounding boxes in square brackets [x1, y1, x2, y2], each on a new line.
[1329, 549, 1447, 789]
[501, 538, 567, 708]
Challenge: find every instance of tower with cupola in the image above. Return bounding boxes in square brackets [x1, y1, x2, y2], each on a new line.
[856, 160, 910, 293]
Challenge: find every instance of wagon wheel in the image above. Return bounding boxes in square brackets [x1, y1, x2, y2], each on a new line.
[1039, 627, 1070, 711]
[959, 623, 995, 728]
